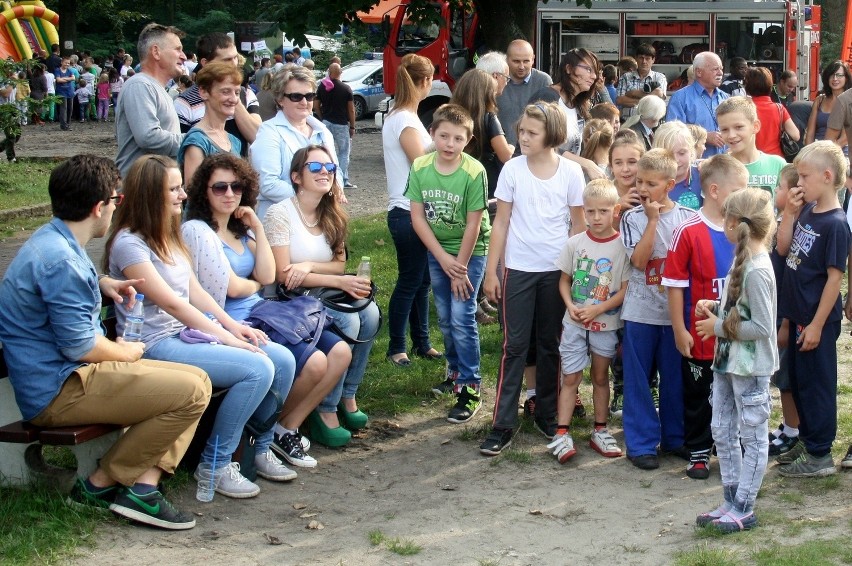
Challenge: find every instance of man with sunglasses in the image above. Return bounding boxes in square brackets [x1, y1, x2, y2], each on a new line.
[0, 154, 211, 530]
[175, 32, 261, 159]
[115, 22, 187, 177]
[616, 43, 667, 121]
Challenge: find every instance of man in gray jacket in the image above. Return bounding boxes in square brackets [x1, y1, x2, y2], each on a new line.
[496, 40, 552, 146]
[115, 23, 186, 177]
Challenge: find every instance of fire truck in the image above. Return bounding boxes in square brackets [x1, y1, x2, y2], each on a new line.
[374, 0, 821, 125]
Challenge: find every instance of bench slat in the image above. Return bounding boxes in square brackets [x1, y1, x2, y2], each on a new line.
[39, 424, 122, 445]
[0, 420, 40, 443]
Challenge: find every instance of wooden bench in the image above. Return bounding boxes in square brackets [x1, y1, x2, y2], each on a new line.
[0, 302, 122, 488]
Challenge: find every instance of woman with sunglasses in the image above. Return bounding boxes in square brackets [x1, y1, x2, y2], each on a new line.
[183, 152, 350, 460]
[383, 53, 443, 367]
[178, 61, 245, 185]
[251, 66, 339, 220]
[529, 48, 605, 181]
[104, 155, 298, 499]
[807, 61, 852, 147]
[264, 145, 381, 447]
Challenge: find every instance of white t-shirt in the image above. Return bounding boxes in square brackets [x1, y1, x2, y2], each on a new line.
[382, 109, 430, 211]
[495, 155, 584, 272]
[264, 198, 335, 264]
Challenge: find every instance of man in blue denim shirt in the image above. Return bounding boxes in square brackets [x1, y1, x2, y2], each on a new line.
[0, 154, 211, 530]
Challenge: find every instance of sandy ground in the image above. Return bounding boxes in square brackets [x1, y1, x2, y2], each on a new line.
[4, 120, 852, 565]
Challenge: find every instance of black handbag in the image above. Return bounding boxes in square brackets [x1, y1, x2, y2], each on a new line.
[277, 282, 382, 344]
[777, 103, 800, 160]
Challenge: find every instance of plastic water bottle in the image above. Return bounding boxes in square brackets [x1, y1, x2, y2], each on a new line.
[122, 293, 145, 342]
[356, 256, 371, 281]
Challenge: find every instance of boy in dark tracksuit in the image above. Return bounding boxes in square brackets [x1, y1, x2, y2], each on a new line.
[776, 141, 851, 477]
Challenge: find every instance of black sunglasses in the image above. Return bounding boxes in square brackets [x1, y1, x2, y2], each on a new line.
[282, 92, 317, 102]
[209, 181, 245, 195]
[304, 161, 337, 174]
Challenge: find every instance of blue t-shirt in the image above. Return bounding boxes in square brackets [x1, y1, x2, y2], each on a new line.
[222, 235, 263, 321]
[669, 165, 702, 210]
[177, 127, 242, 169]
[779, 203, 851, 324]
[54, 68, 75, 98]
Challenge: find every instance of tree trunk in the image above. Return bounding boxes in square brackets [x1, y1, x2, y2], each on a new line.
[474, 0, 538, 50]
[57, 0, 77, 56]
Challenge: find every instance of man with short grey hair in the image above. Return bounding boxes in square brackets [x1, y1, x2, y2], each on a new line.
[475, 51, 509, 96]
[496, 40, 552, 145]
[115, 23, 186, 176]
[666, 51, 728, 157]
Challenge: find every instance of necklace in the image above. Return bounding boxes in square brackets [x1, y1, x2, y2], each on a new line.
[294, 196, 319, 228]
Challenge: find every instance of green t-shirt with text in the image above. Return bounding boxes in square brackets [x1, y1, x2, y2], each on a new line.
[744, 152, 786, 196]
[405, 152, 491, 255]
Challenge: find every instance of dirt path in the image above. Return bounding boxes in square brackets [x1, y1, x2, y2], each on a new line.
[7, 119, 852, 565]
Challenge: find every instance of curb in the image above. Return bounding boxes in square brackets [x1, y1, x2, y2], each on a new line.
[0, 203, 51, 222]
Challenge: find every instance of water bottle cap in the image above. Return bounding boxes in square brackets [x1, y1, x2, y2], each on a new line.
[361, 256, 370, 261]
[135, 293, 144, 301]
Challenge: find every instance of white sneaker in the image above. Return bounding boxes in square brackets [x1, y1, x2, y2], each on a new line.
[194, 462, 260, 499]
[589, 429, 623, 458]
[255, 450, 298, 482]
[546, 433, 577, 464]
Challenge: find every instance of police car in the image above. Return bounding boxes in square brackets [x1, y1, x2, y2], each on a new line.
[341, 59, 384, 120]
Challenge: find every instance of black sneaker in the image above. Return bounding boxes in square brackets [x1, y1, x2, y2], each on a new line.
[687, 451, 711, 480]
[628, 454, 660, 470]
[271, 430, 317, 468]
[447, 386, 482, 424]
[432, 368, 458, 396]
[110, 487, 195, 530]
[66, 477, 117, 511]
[534, 415, 558, 439]
[522, 395, 536, 419]
[768, 433, 799, 457]
[573, 394, 586, 418]
[479, 428, 514, 456]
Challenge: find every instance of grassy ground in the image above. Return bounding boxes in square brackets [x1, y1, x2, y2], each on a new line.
[0, 159, 54, 210]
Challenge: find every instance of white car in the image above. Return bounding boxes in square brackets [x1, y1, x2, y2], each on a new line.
[341, 59, 384, 120]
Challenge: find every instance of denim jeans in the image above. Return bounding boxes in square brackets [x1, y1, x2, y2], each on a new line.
[386, 207, 432, 356]
[318, 301, 381, 413]
[711, 372, 771, 514]
[145, 336, 295, 462]
[427, 253, 485, 386]
[324, 121, 351, 184]
[58, 96, 73, 129]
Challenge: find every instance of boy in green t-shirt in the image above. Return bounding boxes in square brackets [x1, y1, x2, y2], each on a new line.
[406, 103, 491, 423]
[717, 97, 786, 195]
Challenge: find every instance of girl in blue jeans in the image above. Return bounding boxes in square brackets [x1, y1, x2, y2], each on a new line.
[694, 189, 778, 533]
[106, 155, 297, 500]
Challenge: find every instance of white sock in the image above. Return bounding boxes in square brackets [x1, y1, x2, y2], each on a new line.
[274, 423, 295, 437]
[526, 389, 536, 400]
[782, 425, 799, 438]
[771, 423, 784, 438]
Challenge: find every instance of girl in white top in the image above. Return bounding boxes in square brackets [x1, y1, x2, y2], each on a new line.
[479, 101, 586, 456]
[381, 53, 443, 367]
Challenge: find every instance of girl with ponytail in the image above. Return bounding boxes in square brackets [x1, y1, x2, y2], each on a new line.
[693, 188, 778, 533]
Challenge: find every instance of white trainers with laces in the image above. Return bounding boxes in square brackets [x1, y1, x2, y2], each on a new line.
[589, 429, 623, 458]
[255, 450, 298, 482]
[196, 462, 261, 499]
[546, 433, 577, 464]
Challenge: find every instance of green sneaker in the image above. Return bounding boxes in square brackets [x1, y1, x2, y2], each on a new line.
[66, 477, 117, 511]
[775, 438, 806, 465]
[778, 451, 836, 478]
[447, 385, 482, 424]
[110, 487, 196, 530]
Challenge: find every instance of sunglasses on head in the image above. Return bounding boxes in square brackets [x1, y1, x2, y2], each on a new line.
[304, 161, 337, 174]
[209, 181, 245, 195]
[282, 92, 317, 102]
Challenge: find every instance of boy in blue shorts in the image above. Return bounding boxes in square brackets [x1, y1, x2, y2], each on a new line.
[548, 179, 631, 463]
[407, 103, 491, 424]
[620, 148, 697, 470]
[776, 141, 851, 477]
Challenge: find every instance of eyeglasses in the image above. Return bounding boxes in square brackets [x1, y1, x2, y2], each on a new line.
[209, 181, 245, 195]
[282, 92, 317, 102]
[575, 63, 598, 77]
[305, 161, 337, 174]
[494, 72, 509, 81]
[107, 194, 124, 206]
[832, 72, 847, 79]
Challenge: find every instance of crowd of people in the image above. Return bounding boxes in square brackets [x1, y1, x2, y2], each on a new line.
[1, 21, 852, 540]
